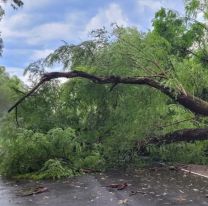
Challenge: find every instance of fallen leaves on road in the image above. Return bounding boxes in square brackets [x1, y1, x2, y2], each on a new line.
[106, 182, 128, 190]
[174, 195, 187, 204]
[19, 186, 48, 196]
[118, 198, 128, 204]
[129, 190, 146, 196]
[81, 168, 100, 173]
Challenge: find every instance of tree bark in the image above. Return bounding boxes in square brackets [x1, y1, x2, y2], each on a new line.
[148, 127, 208, 146]
[8, 70, 208, 116]
[136, 127, 208, 155]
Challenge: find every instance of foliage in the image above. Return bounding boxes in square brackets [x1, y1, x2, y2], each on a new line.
[149, 141, 208, 164]
[37, 159, 74, 180]
[0, 127, 105, 178]
[0, 67, 23, 118]
[185, 0, 208, 18]
[153, 8, 205, 58]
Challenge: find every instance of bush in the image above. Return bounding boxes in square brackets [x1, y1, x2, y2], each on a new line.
[0, 127, 105, 178]
[149, 141, 208, 164]
[1, 125, 206, 179]
[0, 127, 76, 176]
[82, 153, 105, 170]
[37, 159, 74, 180]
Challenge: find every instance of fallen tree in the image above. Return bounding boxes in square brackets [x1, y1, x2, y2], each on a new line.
[8, 70, 208, 147]
[8, 70, 208, 116]
[7, 9, 208, 146]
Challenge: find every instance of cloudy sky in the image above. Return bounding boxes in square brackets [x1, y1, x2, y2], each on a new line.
[0, 0, 184, 82]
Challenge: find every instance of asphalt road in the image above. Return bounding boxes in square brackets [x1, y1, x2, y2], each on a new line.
[0, 168, 208, 206]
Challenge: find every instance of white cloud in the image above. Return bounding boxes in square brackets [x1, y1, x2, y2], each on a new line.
[137, 0, 185, 14]
[27, 22, 73, 45]
[137, 0, 163, 12]
[1, 10, 85, 45]
[1, 2, 129, 48]
[85, 3, 129, 33]
[3, 13, 32, 28]
[6, 66, 29, 83]
[31, 49, 54, 60]
[0, 12, 32, 39]
[23, 0, 51, 10]
[6, 66, 24, 76]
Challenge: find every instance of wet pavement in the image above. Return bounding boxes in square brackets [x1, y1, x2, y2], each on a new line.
[0, 168, 208, 206]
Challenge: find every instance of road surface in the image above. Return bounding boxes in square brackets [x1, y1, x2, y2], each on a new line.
[0, 167, 208, 205]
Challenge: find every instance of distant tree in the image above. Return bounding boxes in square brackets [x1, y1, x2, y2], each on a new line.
[0, 66, 22, 118]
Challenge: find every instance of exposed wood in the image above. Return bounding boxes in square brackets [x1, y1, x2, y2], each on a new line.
[8, 70, 208, 116]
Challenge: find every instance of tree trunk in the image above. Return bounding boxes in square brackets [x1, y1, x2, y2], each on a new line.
[8, 70, 208, 116]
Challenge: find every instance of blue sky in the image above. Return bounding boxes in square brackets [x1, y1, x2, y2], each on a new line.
[0, 0, 184, 82]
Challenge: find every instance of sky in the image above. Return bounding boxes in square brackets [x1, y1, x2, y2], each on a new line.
[0, 0, 184, 83]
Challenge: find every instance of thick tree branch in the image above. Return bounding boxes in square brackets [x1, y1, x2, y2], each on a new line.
[136, 127, 208, 154]
[148, 127, 208, 146]
[8, 70, 208, 116]
[8, 79, 45, 113]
